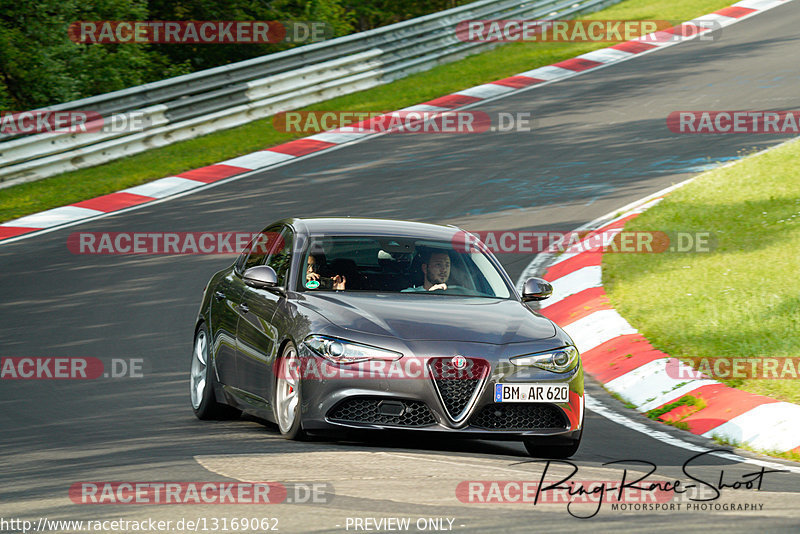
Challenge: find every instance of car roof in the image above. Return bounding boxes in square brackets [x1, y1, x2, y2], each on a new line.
[288, 217, 464, 240]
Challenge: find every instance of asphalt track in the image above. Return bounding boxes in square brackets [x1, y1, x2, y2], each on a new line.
[2, 2, 800, 532]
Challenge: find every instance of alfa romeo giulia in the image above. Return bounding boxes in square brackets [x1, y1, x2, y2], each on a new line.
[189, 218, 584, 457]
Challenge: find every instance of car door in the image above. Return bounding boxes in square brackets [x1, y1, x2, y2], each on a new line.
[209, 265, 247, 386]
[235, 225, 294, 402]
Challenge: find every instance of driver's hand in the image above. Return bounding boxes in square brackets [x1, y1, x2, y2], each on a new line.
[306, 272, 320, 281]
[332, 274, 346, 290]
[428, 283, 447, 291]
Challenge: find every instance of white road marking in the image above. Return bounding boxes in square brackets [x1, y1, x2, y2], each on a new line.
[455, 84, 516, 99]
[122, 176, 202, 198]
[516, 65, 576, 81]
[562, 309, 638, 353]
[577, 49, 634, 64]
[702, 402, 800, 452]
[539, 265, 602, 307]
[586, 393, 800, 473]
[220, 150, 295, 169]
[4, 206, 104, 228]
[307, 131, 372, 143]
[604, 358, 718, 411]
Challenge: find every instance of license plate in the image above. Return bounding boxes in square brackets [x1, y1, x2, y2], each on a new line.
[494, 383, 569, 403]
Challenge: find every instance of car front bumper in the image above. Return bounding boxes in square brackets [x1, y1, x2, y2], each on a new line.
[296, 345, 584, 441]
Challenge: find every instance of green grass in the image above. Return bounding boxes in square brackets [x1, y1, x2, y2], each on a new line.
[645, 395, 705, 430]
[607, 389, 639, 410]
[646, 395, 705, 421]
[604, 139, 800, 404]
[0, 0, 733, 223]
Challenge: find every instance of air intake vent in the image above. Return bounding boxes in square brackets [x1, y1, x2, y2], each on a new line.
[428, 357, 490, 422]
[327, 397, 436, 427]
[469, 403, 568, 430]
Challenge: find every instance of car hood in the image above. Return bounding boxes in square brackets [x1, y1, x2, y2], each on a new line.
[300, 293, 556, 343]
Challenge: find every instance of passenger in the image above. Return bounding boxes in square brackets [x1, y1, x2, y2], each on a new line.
[306, 253, 346, 290]
[402, 249, 450, 292]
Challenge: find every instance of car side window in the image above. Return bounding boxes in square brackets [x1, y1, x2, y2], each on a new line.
[265, 227, 294, 287]
[237, 227, 281, 274]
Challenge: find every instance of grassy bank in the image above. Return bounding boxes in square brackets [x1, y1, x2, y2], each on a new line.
[0, 0, 732, 223]
[604, 139, 800, 404]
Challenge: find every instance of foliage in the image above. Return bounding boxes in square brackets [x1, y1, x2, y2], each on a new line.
[0, 0, 470, 109]
[0, 0, 190, 109]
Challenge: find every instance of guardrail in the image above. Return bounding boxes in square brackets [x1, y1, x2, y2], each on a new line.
[0, 0, 623, 188]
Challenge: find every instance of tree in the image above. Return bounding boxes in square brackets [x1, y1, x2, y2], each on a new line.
[342, 0, 463, 31]
[0, 0, 471, 109]
[0, 0, 189, 109]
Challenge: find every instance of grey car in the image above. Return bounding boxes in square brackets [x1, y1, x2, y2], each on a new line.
[190, 218, 584, 458]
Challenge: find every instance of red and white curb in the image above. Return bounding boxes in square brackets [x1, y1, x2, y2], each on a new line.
[0, 0, 791, 244]
[532, 194, 800, 454]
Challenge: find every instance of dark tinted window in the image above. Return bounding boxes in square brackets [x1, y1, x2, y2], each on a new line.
[297, 236, 511, 298]
[237, 227, 283, 273]
[266, 227, 294, 286]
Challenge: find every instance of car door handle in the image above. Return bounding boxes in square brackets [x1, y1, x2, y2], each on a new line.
[214, 291, 226, 302]
[237, 303, 249, 313]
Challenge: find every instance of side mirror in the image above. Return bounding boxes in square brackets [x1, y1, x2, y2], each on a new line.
[243, 265, 278, 289]
[522, 277, 552, 302]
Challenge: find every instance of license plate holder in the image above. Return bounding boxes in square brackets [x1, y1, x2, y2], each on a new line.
[494, 383, 568, 403]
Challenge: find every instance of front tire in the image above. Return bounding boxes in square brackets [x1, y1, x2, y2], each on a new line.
[274, 341, 306, 440]
[190, 323, 240, 420]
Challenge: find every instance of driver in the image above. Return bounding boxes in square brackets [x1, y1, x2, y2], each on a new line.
[402, 249, 451, 292]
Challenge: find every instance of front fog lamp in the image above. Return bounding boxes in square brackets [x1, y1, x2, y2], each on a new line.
[510, 346, 579, 373]
[304, 335, 401, 365]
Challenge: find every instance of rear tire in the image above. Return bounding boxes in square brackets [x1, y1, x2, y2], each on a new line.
[190, 323, 240, 420]
[274, 341, 306, 440]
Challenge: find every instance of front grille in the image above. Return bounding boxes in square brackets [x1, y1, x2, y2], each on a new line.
[469, 403, 568, 430]
[327, 397, 436, 427]
[428, 358, 490, 421]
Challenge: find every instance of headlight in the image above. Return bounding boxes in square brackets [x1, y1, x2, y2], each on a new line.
[510, 346, 579, 373]
[304, 335, 402, 365]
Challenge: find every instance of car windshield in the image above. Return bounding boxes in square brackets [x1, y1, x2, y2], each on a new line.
[298, 236, 512, 298]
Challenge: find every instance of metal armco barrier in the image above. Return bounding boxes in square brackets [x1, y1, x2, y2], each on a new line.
[0, 0, 622, 187]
